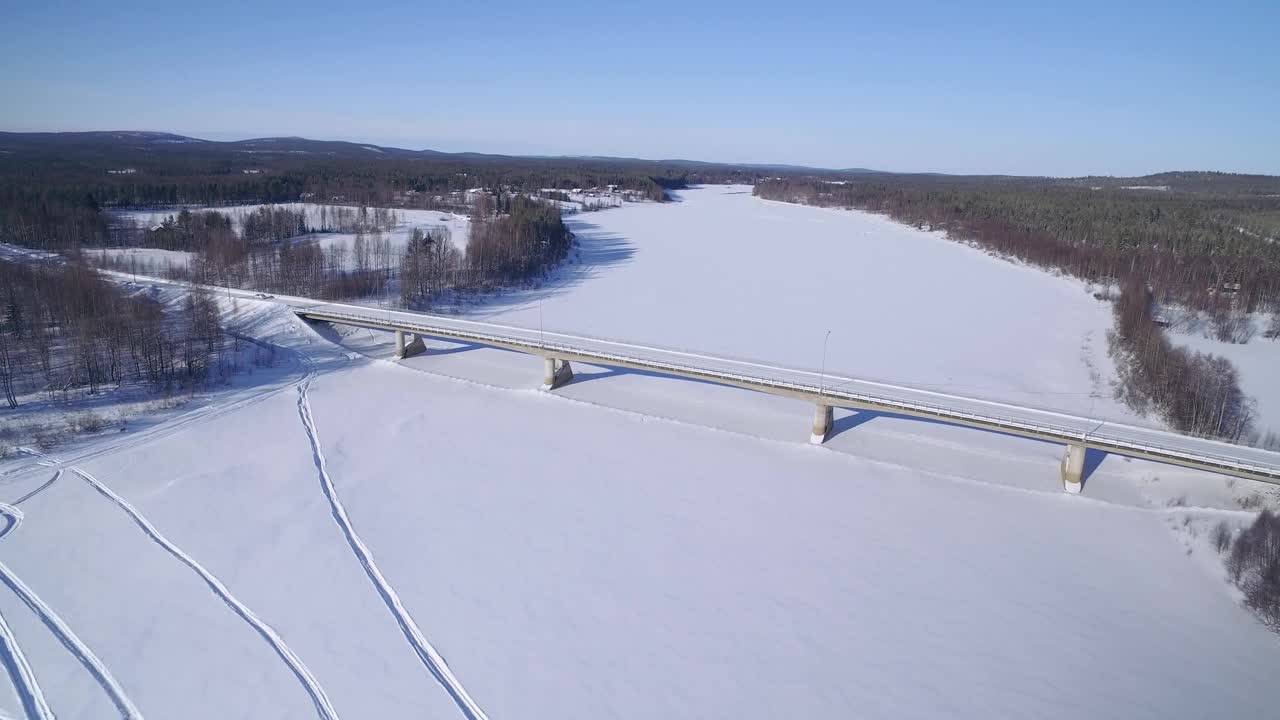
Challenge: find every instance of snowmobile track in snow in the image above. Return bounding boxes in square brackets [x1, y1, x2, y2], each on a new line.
[295, 375, 490, 720]
[70, 467, 341, 720]
[0, 600, 53, 720]
[0, 499, 142, 719]
[0, 504, 53, 720]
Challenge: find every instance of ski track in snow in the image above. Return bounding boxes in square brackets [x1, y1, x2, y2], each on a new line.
[69, 467, 340, 720]
[0, 591, 50, 720]
[295, 375, 490, 720]
[0, 503, 53, 720]
[0, 497, 142, 719]
[11, 472, 62, 508]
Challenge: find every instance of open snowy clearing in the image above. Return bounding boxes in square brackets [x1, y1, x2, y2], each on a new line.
[0, 299, 1276, 718]
[113, 203, 471, 261]
[82, 247, 194, 272]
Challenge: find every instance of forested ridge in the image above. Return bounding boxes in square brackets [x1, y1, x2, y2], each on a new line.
[0, 132, 755, 251]
[755, 177, 1280, 314]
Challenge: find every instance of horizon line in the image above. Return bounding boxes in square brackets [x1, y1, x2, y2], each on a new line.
[2, 127, 1277, 180]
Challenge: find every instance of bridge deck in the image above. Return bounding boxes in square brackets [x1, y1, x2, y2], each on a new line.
[284, 300, 1280, 486]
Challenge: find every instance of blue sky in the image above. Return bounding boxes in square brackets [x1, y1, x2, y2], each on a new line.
[2, 0, 1276, 175]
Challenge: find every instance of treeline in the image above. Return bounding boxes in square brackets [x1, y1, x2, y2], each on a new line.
[0, 259, 226, 408]
[312, 205, 398, 234]
[0, 137, 701, 251]
[1109, 277, 1254, 439]
[1224, 510, 1280, 629]
[133, 206, 309, 258]
[130, 195, 571, 307]
[755, 179, 1280, 315]
[0, 187, 108, 248]
[400, 228, 460, 306]
[145, 208, 238, 251]
[756, 177, 1278, 441]
[241, 207, 308, 244]
[466, 195, 572, 287]
[176, 223, 396, 301]
[135, 205, 400, 251]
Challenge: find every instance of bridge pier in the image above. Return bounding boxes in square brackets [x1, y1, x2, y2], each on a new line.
[810, 404, 833, 445]
[394, 330, 426, 359]
[1061, 443, 1086, 493]
[542, 357, 574, 390]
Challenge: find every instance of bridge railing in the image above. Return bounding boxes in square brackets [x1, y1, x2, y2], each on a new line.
[85, 272, 1280, 483]
[298, 306, 1280, 482]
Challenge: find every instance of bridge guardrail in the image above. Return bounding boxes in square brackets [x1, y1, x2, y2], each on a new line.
[298, 307, 1280, 483]
[84, 272, 1280, 483]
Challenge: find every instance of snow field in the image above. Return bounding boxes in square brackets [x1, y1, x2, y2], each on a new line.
[0, 463, 317, 718]
[299, 353, 1280, 719]
[0, 186, 1277, 717]
[0, 300, 1276, 718]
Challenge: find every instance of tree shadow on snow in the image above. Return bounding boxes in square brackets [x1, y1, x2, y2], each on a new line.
[458, 220, 636, 319]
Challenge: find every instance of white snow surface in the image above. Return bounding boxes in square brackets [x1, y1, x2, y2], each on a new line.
[481, 185, 1138, 424]
[0, 296, 1275, 718]
[82, 247, 194, 270]
[2, 187, 1279, 717]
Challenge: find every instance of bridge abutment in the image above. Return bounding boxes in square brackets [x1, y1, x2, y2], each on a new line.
[542, 357, 574, 390]
[394, 330, 426, 359]
[810, 404, 833, 444]
[1061, 443, 1086, 493]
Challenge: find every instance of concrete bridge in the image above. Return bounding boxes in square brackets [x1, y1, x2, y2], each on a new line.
[281, 300, 1280, 494]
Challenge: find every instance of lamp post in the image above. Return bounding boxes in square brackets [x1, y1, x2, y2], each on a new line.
[820, 329, 831, 395]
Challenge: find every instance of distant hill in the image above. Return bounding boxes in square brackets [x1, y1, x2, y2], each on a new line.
[0, 131, 872, 176]
[0, 131, 432, 160]
[2, 132, 1275, 192]
[1064, 171, 1280, 195]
